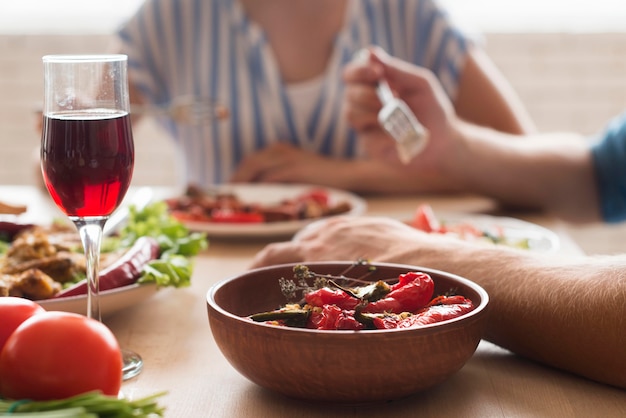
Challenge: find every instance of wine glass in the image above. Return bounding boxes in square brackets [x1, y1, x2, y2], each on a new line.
[41, 54, 142, 380]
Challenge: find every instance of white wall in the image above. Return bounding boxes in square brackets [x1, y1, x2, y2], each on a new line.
[485, 32, 626, 135]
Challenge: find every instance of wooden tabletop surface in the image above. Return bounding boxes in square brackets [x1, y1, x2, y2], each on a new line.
[3, 186, 625, 417]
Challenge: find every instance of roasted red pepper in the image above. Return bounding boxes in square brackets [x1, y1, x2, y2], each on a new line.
[298, 189, 329, 206]
[425, 294, 472, 307]
[251, 270, 475, 331]
[54, 236, 160, 298]
[209, 208, 264, 223]
[373, 295, 474, 329]
[0, 221, 35, 241]
[362, 271, 434, 314]
[169, 209, 212, 223]
[304, 287, 360, 310]
[307, 305, 365, 331]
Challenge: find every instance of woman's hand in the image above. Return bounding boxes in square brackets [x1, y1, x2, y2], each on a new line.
[231, 141, 465, 194]
[342, 47, 460, 173]
[230, 142, 355, 188]
[232, 47, 474, 194]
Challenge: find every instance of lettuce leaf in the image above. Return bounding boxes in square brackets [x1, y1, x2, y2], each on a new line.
[108, 201, 208, 288]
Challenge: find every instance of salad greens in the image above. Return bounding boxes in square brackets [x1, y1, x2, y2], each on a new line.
[104, 201, 208, 288]
[0, 391, 166, 417]
[0, 202, 207, 288]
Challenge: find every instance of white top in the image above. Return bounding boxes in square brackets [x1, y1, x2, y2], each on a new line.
[117, 0, 472, 187]
[285, 76, 326, 151]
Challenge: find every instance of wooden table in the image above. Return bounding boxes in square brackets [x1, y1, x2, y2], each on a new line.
[3, 187, 625, 417]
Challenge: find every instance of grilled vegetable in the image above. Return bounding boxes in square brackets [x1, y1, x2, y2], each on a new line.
[52, 236, 160, 298]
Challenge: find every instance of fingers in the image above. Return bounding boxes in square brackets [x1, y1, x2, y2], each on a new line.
[293, 216, 345, 242]
[366, 47, 437, 99]
[250, 216, 431, 271]
[342, 84, 381, 131]
[230, 143, 298, 183]
[249, 241, 305, 269]
[250, 218, 357, 269]
[231, 143, 350, 187]
[343, 48, 384, 84]
[343, 54, 384, 133]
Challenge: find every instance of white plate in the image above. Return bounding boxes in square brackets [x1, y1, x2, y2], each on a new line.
[296, 212, 560, 253]
[37, 283, 159, 317]
[177, 184, 367, 238]
[418, 213, 561, 253]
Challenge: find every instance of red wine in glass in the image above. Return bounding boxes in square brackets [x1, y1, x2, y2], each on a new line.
[41, 110, 134, 218]
[42, 54, 143, 381]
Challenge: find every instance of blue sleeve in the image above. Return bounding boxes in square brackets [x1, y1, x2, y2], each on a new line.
[590, 112, 626, 223]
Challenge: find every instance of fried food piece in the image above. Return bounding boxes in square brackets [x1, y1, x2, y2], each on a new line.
[0, 277, 9, 296]
[2, 252, 83, 284]
[0, 222, 131, 301]
[3, 225, 84, 283]
[6, 230, 59, 262]
[1, 268, 62, 300]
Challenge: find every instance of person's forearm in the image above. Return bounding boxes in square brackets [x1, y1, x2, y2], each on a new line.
[409, 242, 626, 389]
[454, 48, 537, 136]
[343, 160, 465, 195]
[250, 215, 625, 387]
[445, 121, 601, 222]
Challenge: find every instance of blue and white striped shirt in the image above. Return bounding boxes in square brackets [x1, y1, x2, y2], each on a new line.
[117, 0, 471, 187]
[591, 111, 626, 223]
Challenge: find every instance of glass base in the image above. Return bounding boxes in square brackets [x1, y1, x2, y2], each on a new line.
[122, 348, 143, 380]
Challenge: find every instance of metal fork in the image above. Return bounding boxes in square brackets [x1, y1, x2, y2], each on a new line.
[131, 95, 229, 126]
[353, 48, 429, 164]
[375, 78, 429, 164]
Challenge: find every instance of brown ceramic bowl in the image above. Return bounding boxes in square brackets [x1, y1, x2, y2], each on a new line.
[206, 262, 489, 404]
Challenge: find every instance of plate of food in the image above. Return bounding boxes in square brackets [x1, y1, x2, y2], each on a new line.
[36, 283, 160, 316]
[0, 202, 207, 318]
[164, 183, 367, 238]
[407, 204, 560, 253]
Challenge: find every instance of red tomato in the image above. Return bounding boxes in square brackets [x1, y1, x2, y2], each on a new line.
[0, 297, 45, 353]
[0, 311, 123, 400]
[410, 204, 441, 233]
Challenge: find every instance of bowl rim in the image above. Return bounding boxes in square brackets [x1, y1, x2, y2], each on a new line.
[207, 261, 489, 334]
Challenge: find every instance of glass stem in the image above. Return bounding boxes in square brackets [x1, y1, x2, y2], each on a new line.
[73, 218, 107, 321]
